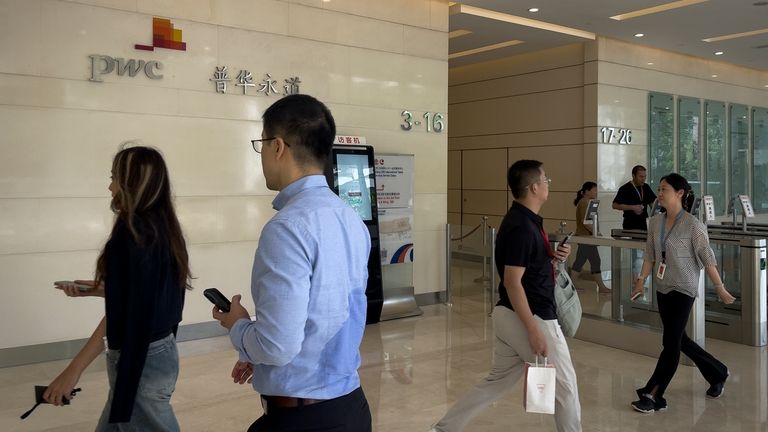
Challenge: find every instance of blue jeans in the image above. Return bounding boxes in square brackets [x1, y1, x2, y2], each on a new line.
[95, 334, 180, 432]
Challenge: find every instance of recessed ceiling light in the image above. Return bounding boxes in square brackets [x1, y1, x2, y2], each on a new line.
[711, 74, 718, 77]
[528, 7, 540, 13]
[714, 51, 724, 55]
[647, 62, 654, 65]
[764, 84, 768, 87]
[635, 33, 644, 37]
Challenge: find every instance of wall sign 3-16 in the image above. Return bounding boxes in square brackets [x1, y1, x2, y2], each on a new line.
[600, 127, 632, 144]
[401, 110, 445, 133]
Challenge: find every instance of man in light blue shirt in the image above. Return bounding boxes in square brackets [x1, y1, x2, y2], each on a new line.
[213, 94, 372, 432]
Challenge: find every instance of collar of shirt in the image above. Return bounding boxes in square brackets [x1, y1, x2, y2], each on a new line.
[272, 175, 328, 210]
[512, 200, 543, 228]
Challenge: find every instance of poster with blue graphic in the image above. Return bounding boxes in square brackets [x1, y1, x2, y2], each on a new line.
[375, 155, 414, 266]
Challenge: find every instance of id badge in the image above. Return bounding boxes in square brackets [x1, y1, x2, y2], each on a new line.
[656, 262, 666, 280]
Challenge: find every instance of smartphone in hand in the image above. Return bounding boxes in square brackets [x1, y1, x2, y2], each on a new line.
[204, 288, 232, 313]
[54, 281, 95, 291]
[560, 231, 575, 246]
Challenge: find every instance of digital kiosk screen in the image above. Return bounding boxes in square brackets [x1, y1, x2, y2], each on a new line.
[336, 153, 374, 221]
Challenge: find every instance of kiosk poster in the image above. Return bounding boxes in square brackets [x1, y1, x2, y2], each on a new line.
[375, 155, 414, 266]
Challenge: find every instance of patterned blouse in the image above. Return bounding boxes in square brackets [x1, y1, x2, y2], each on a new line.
[644, 211, 717, 297]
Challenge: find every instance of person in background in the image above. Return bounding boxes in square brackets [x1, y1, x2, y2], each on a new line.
[429, 160, 581, 432]
[571, 181, 611, 294]
[45, 145, 191, 431]
[629, 173, 735, 413]
[613, 165, 657, 279]
[612, 165, 657, 230]
[212, 94, 372, 432]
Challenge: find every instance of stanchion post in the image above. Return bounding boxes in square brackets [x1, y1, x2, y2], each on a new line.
[474, 217, 490, 284]
[489, 227, 497, 312]
[445, 223, 452, 306]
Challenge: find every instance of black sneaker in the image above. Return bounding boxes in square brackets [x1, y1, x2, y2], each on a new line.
[706, 371, 729, 399]
[631, 395, 655, 413]
[653, 396, 668, 411]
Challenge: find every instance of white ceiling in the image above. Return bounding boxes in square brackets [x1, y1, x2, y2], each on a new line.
[449, 0, 768, 71]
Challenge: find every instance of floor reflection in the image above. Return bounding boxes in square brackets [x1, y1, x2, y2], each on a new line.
[1, 258, 766, 431]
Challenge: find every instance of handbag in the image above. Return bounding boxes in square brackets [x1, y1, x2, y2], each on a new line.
[554, 263, 582, 337]
[523, 356, 556, 414]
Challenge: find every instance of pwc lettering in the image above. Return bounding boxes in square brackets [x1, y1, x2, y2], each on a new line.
[88, 55, 163, 82]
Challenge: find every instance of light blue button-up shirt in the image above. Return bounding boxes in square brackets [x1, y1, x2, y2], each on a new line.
[230, 175, 371, 399]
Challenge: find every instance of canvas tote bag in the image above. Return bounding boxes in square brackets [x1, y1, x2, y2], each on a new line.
[554, 264, 582, 337]
[523, 356, 556, 414]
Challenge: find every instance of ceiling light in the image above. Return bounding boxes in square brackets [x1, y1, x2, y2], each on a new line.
[714, 51, 724, 55]
[634, 33, 644, 37]
[449, 40, 525, 59]
[450, 3, 595, 39]
[528, 7, 539, 12]
[449, 29, 472, 39]
[711, 74, 718, 78]
[764, 84, 768, 87]
[647, 62, 654, 65]
[611, 0, 708, 21]
[702, 28, 768, 43]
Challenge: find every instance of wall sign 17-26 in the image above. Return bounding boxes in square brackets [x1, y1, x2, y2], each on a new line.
[401, 110, 445, 133]
[600, 127, 632, 144]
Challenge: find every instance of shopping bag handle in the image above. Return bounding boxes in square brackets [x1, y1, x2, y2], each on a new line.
[534, 355, 548, 367]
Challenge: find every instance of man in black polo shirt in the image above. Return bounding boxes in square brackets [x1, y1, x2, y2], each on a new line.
[612, 165, 656, 279]
[612, 165, 656, 230]
[430, 160, 582, 432]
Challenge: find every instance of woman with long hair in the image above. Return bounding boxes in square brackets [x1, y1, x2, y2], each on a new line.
[629, 173, 735, 413]
[45, 145, 191, 431]
[571, 181, 610, 293]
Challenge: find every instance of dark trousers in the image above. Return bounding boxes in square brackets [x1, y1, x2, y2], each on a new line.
[247, 387, 371, 432]
[571, 244, 602, 273]
[642, 290, 728, 398]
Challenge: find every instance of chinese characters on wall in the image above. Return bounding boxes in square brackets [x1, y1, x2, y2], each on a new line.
[209, 66, 301, 96]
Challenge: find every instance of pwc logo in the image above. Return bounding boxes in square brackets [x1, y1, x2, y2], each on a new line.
[88, 17, 186, 82]
[135, 17, 187, 52]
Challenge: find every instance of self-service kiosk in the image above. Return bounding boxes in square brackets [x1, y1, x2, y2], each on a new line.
[325, 145, 384, 324]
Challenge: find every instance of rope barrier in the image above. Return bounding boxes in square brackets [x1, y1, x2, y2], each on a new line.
[450, 224, 482, 241]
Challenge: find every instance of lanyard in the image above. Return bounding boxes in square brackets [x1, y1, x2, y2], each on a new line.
[634, 184, 644, 202]
[660, 211, 685, 262]
[539, 227, 555, 281]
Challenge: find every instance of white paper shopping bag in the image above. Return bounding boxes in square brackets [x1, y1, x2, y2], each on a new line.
[523, 356, 556, 414]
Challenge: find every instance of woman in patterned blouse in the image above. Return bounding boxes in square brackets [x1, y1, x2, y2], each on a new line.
[629, 173, 735, 413]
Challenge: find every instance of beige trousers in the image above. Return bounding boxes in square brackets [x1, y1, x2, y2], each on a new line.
[434, 306, 582, 432]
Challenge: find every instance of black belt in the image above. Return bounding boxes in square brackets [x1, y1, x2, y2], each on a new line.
[260, 395, 326, 414]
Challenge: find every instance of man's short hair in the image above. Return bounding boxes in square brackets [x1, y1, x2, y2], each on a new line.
[262, 94, 336, 167]
[631, 165, 647, 176]
[508, 160, 543, 199]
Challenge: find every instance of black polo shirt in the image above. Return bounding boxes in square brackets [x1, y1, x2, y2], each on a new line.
[495, 201, 556, 320]
[613, 181, 656, 230]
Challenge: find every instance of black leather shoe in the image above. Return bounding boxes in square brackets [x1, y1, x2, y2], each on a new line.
[706, 371, 729, 399]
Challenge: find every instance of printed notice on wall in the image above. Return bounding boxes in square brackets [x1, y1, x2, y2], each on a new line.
[375, 155, 414, 266]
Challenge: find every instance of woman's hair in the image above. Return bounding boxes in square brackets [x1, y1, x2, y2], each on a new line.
[96, 144, 191, 289]
[573, 181, 597, 206]
[660, 173, 695, 212]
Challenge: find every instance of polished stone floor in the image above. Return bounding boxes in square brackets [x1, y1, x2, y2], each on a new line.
[2, 261, 767, 431]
